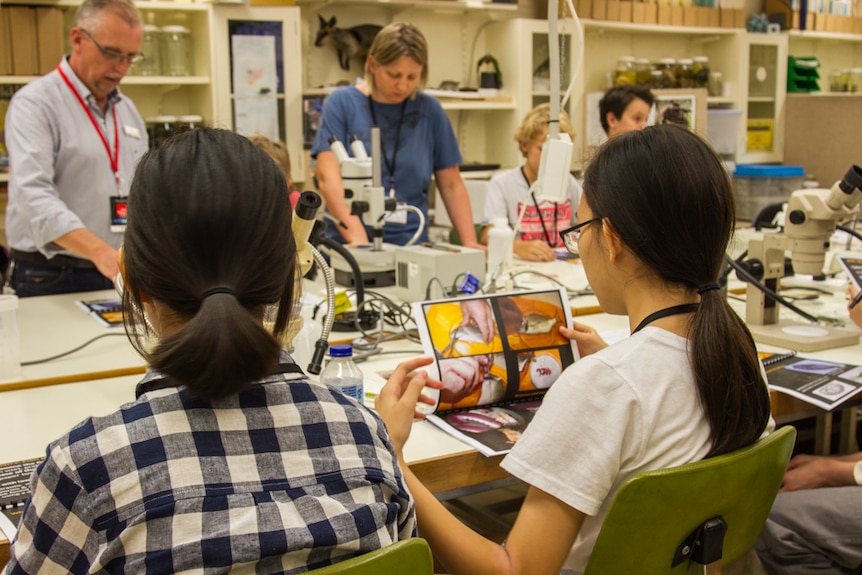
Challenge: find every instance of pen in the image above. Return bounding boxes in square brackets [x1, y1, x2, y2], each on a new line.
[850, 290, 862, 310]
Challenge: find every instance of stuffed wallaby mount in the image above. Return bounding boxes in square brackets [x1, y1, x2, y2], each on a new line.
[314, 15, 382, 71]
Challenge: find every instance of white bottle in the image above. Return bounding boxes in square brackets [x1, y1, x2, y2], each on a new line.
[319, 344, 364, 403]
[486, 217, 514, 285]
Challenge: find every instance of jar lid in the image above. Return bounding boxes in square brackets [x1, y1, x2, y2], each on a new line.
[143, 24, 160, 32]
[659, 57, 676, 64]
[693, 56, 709, 62]
[635, 58, 650, 64]
[329, 344, 353, 358]
[678, 58, 693, 64]
[178, 115, 203, 122]
[160, 25, 190, 33]
[618, 55, 635, 62]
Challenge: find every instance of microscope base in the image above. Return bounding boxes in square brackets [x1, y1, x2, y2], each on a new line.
[330, 243, 397, 288]
[748, 322, 861, 352]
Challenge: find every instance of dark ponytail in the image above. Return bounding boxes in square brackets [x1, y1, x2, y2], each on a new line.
[583, 125, 770, 457]
[122, 128, 297, 400]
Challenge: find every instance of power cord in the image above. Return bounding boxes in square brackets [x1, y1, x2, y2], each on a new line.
[723, 254, 844, 327]
[21, 332, 128, 366]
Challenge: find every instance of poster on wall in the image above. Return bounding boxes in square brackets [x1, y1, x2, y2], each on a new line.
[231, 34, 278, 141]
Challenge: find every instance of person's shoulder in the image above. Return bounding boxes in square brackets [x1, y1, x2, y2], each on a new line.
[9, 71, 58, 106]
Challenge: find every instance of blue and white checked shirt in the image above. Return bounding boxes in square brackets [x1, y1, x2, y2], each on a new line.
[3, 359, 415, 574]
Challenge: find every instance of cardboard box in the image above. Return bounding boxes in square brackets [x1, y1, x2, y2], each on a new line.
[696, 6, 711, 26]
[708, 7, 720, 27]
[607, 0, 621, 21]
[683, 5, 698, 26]
[618, 0, 632, 21]
[658, 4, 672, 25]
[0, 9, 13, 76]
[592, 0, 607, 20]
[576, 0, 593, 20]
[671, 5, 684, 26]
[734, 8, 746, 28]
[36, 7, 64, 75]
[644, 3, 658, 23]
[8, 7, 38, 76]
[814, 12, 828, 31]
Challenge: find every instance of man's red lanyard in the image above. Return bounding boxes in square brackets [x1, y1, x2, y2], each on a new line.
[57, 65, 121, 193]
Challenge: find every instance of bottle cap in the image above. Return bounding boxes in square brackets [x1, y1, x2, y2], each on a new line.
[329, 344, 353, 358]
[492, 217, 510, 228]
[459, 273, 481, 295]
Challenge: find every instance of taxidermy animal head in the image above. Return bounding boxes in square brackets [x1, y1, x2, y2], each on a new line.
[314, 15, 382, 72]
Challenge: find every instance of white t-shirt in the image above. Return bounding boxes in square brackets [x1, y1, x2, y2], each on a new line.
[483, 167, 582, 248]
[502, 327, 713, 572]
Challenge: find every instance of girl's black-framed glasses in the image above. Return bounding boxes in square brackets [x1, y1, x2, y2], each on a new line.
[560, 217, 602, 254]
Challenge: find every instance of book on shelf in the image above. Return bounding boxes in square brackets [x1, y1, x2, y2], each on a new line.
[0, 457, 43, 542]
[761, 351, 862, 411]
[412, 287, 578, 457]
[75, 297, 124, 328]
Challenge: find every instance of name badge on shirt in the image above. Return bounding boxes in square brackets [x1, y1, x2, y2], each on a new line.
[386, 201, 408, 225]
[110, 196, 128, 233]
[123, 125, 142, 139]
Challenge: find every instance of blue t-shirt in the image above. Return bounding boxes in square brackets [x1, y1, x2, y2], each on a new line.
[311, 86, 462, 245]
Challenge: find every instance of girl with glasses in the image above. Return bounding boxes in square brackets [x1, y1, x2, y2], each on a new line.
[376, 124, 772, 575]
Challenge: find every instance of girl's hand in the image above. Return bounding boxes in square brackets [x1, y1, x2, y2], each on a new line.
[375, 357, 444, 454]
[559, 321, 608, 357]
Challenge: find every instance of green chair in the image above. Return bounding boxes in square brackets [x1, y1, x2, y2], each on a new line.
[583, 425, 796, 575]
[308, 538, 433, 575]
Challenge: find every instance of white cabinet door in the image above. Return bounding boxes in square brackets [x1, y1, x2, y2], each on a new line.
[210, 5, 304, 182]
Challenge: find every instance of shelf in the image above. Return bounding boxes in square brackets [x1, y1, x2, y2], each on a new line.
[0, 76, 38, 85]
[582, 19, 740, 36]
[123, 75, 210, 85]
[440, 99, 515, 110]
[788, 29, 862, 42]
[296, 0, 517, 12]
[1, 75, 210, 86]
[748, 96, 777, 103]
[707, 96, 736, 106]
[1, 0, 209, 8]
[787, 91, 862, 97]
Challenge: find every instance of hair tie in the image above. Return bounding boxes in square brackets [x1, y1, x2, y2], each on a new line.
[200, 287, 236, 301]
[697, 282, 720, 295]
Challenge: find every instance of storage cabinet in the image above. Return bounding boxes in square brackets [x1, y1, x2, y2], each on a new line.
[296, 0, 518, 174]
[485, 17, 583, 170]
[210, 5, 304, 182]
[738, 33, 787, 164]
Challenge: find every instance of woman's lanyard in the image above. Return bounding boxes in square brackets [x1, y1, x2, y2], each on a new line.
[57, 65, 121, 195]
[368, 96, 407, 194]
[523, 167, 557, 247]
[632, 303, 699, 334]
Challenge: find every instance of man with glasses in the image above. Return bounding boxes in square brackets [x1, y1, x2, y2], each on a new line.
[4, 0, 149, 296]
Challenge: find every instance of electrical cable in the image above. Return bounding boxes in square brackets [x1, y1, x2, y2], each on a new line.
[21, 332, 128, 366]
[400, 205, 426, 246]
[837, 223, 862, 244]
[723, 254, 843, 326]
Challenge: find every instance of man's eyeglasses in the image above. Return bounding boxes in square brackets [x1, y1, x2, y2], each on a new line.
[560, 217, 602, 254]
[80, 28, 144, 66]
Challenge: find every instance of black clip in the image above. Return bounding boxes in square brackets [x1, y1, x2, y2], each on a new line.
[671, 516, 728, 568]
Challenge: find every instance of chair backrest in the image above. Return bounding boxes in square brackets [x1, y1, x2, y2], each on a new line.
[583, 425, 796, 575]
[307, 538, 433, 575]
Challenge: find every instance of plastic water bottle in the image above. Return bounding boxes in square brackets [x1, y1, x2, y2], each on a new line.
[320, 344, 364, 403]
[486, 217, 514, 285]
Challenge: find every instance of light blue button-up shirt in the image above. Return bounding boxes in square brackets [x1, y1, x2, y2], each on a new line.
[5, 56, 149, 257]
